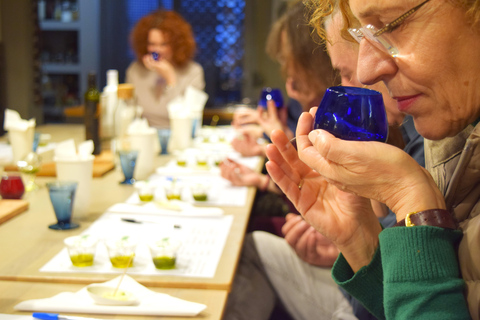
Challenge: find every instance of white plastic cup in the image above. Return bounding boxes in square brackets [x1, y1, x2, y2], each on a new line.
[8, 126, 35, 163]
[54, 155, 94, 219]
[170, 116, 193, 151]
[128, 131, 155, 180]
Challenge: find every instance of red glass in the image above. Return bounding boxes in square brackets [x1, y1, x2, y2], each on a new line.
[0, 173, 25, 199]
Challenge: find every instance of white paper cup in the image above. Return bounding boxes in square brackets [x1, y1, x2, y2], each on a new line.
[170, 116, 193, 151]
[8, 126, 35, 163]
[54, 155, 94, 219]
[128, 131, 155, 180]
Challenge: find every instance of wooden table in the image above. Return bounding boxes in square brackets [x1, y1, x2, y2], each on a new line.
[0, 280, 227, 320]
[0, 124, 259, 318]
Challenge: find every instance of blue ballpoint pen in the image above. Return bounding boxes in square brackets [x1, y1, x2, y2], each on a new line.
[32, 312, 111, 320]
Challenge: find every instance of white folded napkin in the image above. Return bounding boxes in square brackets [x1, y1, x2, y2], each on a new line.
[14, 275, 206, 316]
[4, 109, 35, 131]
[54, 139, 94, 161]
[108, 202, 224, 217]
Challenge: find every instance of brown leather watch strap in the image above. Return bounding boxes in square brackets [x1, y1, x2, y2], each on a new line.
[394, 209, 457, 229]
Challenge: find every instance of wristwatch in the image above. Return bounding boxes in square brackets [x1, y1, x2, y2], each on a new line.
[394, 209, 458, 229]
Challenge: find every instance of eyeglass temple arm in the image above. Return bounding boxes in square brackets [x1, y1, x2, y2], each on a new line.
[375, 0, 431, 36]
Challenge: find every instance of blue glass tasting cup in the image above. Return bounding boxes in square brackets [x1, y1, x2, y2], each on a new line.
[47, 181, 79, 230]
[157, 128, 171, 155]
[119, 150, 139, 185]
[314, 86, 388, 142]
[258, 87, 284, 109]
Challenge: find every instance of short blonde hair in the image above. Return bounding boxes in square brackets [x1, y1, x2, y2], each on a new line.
[305, 0, 480, 43]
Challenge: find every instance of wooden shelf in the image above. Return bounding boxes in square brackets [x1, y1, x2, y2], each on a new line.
[39, 20, 80, 31]
[42, 63, 81, 74]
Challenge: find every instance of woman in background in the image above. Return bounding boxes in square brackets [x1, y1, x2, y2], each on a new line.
[127, 10, 205, 128]
[221, 1, 336, 220]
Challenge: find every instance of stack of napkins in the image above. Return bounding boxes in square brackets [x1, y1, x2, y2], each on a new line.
[4, 109, 36, 132]
[14, 275, 206, 316]
[54, 139, 94, 161]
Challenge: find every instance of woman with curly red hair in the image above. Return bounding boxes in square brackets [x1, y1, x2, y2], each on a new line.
[126, 10, 205, 127]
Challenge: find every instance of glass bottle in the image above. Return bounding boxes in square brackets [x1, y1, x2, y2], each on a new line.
[84, 72, 101, 155]
[53, 0, 62, 20]
[114, 84, 136, 139]
[38, 0, 46, 21]
[100, 69, 118, 141]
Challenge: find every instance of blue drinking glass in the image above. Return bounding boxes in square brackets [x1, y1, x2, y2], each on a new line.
[258, 87, 284, 109]
[157, 128, 171, 155]
[119, 150, 138, 185]
[47, 181, 79, 230]
[314, 86, 388, 142]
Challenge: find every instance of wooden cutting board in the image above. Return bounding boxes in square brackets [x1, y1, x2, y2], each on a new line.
[4, 151, 115, 178]
[0, 199, 29, 225]
[35, 160, 114, 177]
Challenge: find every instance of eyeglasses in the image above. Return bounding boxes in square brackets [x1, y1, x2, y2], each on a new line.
[348, 0, 431, 57]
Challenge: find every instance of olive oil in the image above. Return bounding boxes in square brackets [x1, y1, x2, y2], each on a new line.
[110, 254, 134, 268]
[193, 194, 208, 201]
[70, 253, 94, 267]
[166, 194, 181, 200]
[176, 160, 187, 167]
[153, 256, 176, 269]
[139, 194, 154, 202]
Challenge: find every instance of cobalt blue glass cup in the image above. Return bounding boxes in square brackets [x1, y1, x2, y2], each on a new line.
[119, 150, 138, 185]
[258, 87, 284, 109]
[314, 86, 388, 142]
[47, 181, 79, 230]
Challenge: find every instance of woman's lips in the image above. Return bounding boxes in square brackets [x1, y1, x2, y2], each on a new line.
[394, 94, 421, 113]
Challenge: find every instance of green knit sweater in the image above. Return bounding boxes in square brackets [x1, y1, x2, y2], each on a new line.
[332, 226, 470, 319]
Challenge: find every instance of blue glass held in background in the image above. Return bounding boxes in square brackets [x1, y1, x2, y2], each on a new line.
[119, 150, 139, 185]
[157, 128, 171, 155]
[314, 86, 388, 142]
[258, 87, 284, 109]
[32, 132, 41, 152]
[47, 181, 79, 230]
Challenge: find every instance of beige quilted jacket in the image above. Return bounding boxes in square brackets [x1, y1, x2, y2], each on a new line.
[425, 123, 480, 319]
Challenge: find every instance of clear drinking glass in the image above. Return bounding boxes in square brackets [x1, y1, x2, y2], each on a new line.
[118, 150, 138, 185]
[47, 181, 79, 230]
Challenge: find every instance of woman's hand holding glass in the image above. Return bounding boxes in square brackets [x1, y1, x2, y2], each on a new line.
[142, 54, 176, 86]
[232, 108, 260, 127]
[266, 129, 382, 271]
[257, 99, 291, 139]
[295, 109, 446, 221]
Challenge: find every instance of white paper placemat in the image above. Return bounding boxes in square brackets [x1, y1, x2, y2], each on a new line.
[141, 174, 250, 207]
[40, 212, 233, 278]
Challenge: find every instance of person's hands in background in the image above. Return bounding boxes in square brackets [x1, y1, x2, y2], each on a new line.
[143, 53, 177, 87]
[220, 158, 267, 188]
[282, 213, 339, 267]
[257, 100, 292, 139]
[231, 130, 266, 157]
[232, 107, 260, 127]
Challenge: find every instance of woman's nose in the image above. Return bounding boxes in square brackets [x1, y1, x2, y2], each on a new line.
[356, 40, 398, 86]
